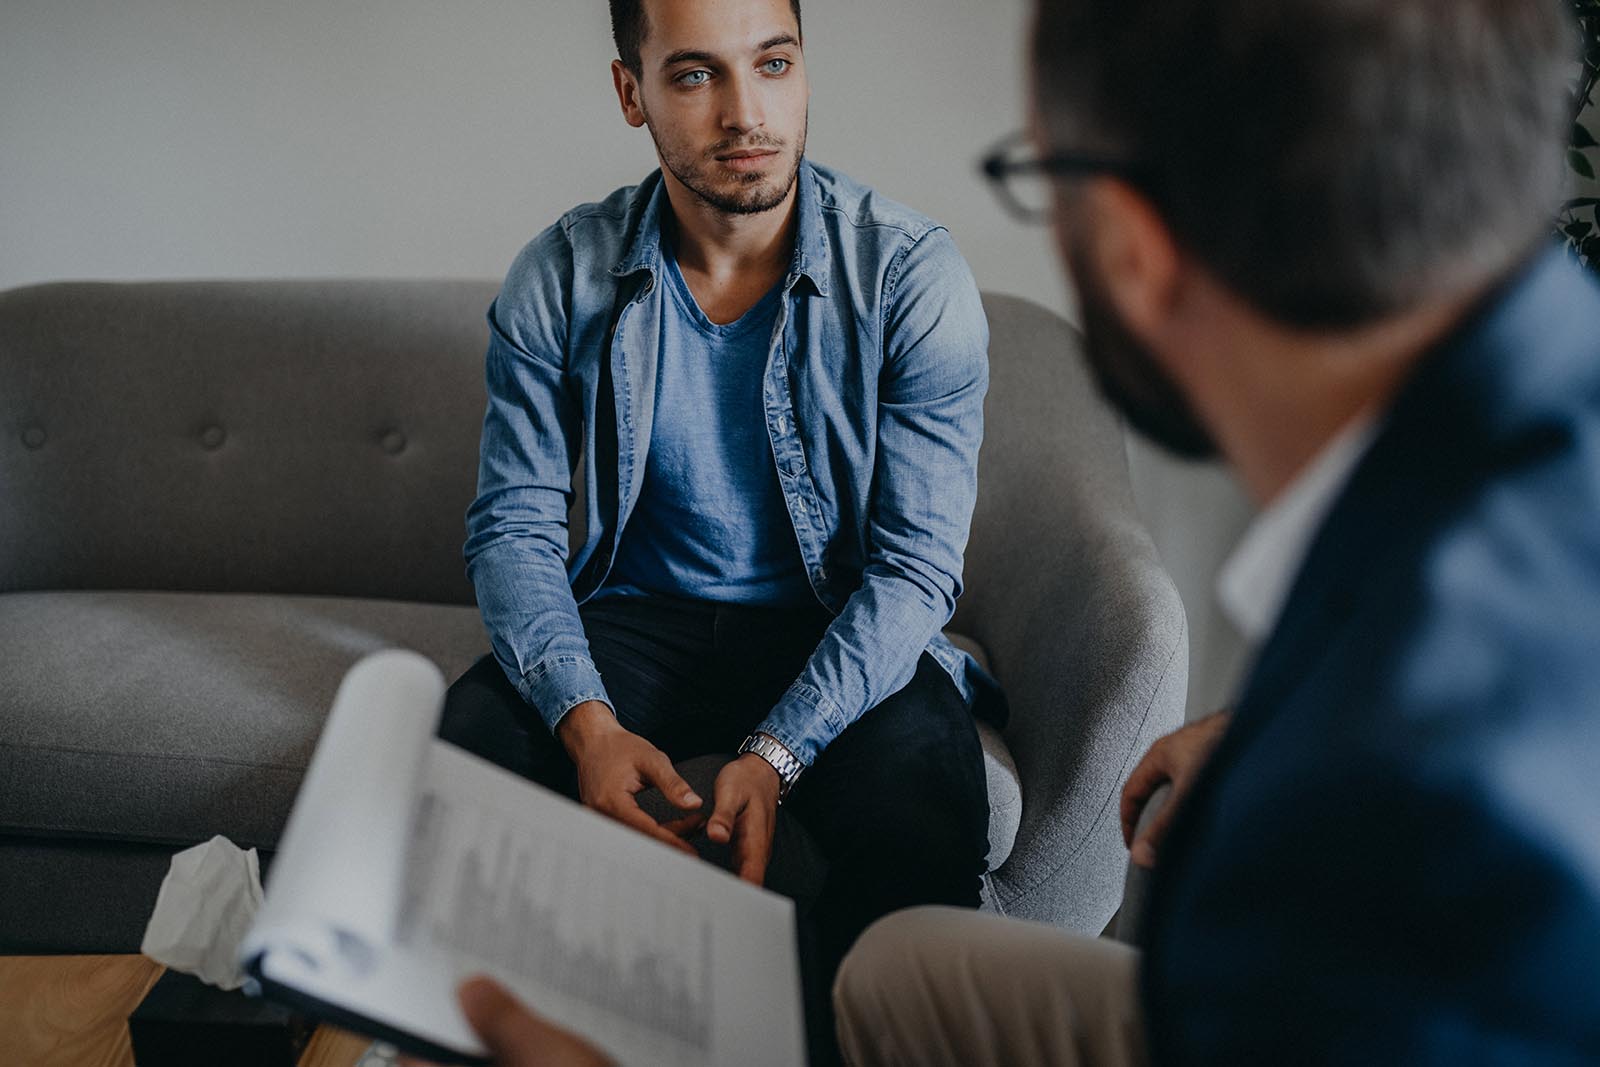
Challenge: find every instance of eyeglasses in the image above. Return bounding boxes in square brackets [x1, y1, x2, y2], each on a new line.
[979, 132, 1153, 223]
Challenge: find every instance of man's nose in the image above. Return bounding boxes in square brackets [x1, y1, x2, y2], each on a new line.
[721, 71, 765, 133]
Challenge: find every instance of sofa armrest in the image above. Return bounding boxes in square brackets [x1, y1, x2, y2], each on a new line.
[976, 503, 1188, 931]
[1114, 781, 1173, 946]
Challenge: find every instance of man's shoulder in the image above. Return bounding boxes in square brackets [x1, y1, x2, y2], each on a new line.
[1395, 439, 1600, 681]
[805, 161, 945, 244]
[495, 173, 665, 325]
[554, 175, 658, 240]
[1270, 417, 1600, 767]
[506, 174, 662, 275]
[1285, 253, 1600, 714]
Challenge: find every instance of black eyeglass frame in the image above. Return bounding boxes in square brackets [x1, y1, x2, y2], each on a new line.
[979, 132, 1155, 223]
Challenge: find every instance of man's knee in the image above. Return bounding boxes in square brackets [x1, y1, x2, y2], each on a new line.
[858, 728, 989, 873]
[833, 910, 926, 1021]
[438, 655, 520, 748]
[437, 654, 572, 792]
[833, 908, 966, 1063]
[835, 908, 943, 999]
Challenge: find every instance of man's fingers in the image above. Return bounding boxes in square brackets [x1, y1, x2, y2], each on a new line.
[733, 805, 771, 886]
[706, 774, 743, 845]
[1130, 775, 1189, 868]
[660, 809, 709, 838]
[642, 752, 703, 812]
[1119, 748, 1171, 846]
[603, 796, 699, 855]
[459, 977, 544, 1060]
[459, 976, 612, 1067]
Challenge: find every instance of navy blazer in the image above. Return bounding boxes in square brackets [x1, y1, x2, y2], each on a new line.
[1142, 248, 1600, 1063]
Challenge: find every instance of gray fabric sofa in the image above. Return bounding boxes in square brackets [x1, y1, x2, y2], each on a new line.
[0, 279, 1186, 953]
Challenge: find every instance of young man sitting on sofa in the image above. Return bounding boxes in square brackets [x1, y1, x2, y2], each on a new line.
[435, 0, 1000, 1057]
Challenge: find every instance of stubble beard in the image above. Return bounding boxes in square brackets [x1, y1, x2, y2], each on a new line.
[645, 110, 808, 217]
[1067, 240, 1219, 461]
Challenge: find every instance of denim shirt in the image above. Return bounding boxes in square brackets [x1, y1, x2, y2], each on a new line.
[465, 159, 996, 766]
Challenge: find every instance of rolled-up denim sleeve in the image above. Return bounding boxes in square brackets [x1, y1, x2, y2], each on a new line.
[465, 227, 615, 733]
[755, 228, 988, 765]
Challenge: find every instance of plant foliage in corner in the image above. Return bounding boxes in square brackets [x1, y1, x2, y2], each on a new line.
[1561, 0, 1600, 270]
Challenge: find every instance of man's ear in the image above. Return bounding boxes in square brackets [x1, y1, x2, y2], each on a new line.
[611, 60, 648, 129]
[1083, 179, 1182, 344]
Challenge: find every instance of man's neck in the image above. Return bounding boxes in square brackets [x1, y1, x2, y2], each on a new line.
[1189, 287, 1485, 506]
[664, 177, 796, 274]
[660, 174, 799, 323]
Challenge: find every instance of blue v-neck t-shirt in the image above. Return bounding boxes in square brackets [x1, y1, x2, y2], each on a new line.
[601, 241, 813, 607]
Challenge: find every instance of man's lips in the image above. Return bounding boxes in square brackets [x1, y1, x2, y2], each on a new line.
[716, 148, 779, 171]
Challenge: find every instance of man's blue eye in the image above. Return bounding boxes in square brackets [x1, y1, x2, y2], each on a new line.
[762, 59, 790, 75]
[679, 70, 710, 86]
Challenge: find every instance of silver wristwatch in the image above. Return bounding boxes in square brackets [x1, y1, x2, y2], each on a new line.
[738, 732, 804, 801]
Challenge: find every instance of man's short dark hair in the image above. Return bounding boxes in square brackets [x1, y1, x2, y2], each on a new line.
[1033, 0, 1576, 327]
[610, 0, 804, 76]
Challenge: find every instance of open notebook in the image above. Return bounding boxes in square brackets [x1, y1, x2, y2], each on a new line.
[239, 650, 804, 1066]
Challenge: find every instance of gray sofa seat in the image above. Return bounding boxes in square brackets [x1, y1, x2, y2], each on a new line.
[0, 279, 1183, 953]
[0, 591, 489, 850]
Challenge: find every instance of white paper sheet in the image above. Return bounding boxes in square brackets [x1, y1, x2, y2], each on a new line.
[241, 649, 804, 1067]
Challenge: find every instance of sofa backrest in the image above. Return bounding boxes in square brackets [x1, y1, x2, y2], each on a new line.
[1, 281, 1135, 622]
[952, 291, 1134, 637]
[0, 280, 498, 604]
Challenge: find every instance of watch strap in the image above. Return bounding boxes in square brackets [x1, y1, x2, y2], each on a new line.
[738, 732, 803, 801]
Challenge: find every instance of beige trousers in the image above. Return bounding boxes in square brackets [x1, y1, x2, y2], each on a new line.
[832, 907, 1148, 1067]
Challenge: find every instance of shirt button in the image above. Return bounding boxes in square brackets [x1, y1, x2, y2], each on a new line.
[776, 416, 787, 434]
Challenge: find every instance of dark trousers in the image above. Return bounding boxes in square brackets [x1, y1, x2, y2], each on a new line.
[439, 594, 991, 1065]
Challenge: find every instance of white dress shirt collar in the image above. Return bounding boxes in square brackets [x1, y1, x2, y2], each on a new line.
[1217, 416, 1380, 647]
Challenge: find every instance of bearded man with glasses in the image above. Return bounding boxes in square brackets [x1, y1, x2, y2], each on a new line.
[833, 1, 1600, 1063]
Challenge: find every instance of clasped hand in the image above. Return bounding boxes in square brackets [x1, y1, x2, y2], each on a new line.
[556, 700, 780, 885]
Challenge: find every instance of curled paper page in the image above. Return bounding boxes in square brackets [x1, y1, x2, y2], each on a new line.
[140, 834, 264, 989]
[240, 649, 487, 1062]
[243, 649, 442, 974]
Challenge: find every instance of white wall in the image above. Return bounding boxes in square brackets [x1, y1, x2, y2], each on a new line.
[0, 0, 1253, 715]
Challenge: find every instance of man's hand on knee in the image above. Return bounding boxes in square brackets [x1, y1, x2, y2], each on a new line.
[556, 700, 706, 854]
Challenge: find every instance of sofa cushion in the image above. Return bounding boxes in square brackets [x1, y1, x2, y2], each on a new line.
[0, 590, 488, 850]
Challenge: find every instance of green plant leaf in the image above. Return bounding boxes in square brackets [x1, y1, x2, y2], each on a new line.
[1570, 148, 1596, 180]
[1565, 197, 1600, 209]
[1576, 124, 1599, 149]
[1565, 221, 1593, 240]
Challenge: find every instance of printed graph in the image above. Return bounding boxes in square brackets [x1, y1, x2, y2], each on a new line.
[400, 789, 713, 1051]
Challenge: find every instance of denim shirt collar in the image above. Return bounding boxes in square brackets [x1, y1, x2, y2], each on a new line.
[608, 159, 832, 297]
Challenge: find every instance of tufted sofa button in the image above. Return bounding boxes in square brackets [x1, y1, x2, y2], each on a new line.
[199, 424, 226, 450]
[380, 429, 407, 455]
[21, 426, 47, 449]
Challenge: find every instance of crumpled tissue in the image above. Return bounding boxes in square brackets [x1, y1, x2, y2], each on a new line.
[139, 834, 264, 990]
